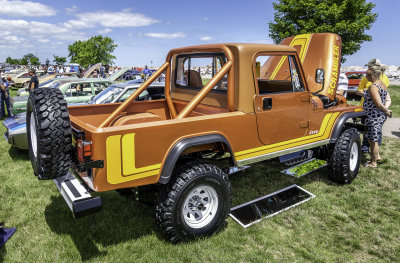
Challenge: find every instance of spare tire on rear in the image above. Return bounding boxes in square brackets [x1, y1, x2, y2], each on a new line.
[27, 88, 72, 180]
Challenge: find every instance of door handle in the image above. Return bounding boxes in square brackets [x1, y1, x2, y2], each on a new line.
[263, 97, 272, 110]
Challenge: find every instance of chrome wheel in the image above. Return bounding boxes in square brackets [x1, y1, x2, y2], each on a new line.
[182, 185, 219, 229]
[349, 141, 358, 171]
[30, 113, 37, 158]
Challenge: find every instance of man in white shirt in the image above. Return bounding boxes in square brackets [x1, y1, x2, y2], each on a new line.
[337, 72, 349, 98]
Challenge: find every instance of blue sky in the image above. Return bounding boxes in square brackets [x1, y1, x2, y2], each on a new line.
[0, 0, 397, 67]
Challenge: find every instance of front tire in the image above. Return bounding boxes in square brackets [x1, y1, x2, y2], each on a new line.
[156, 162, 232, 243]
[26, 88, 72, 180]
[328, 128, 361, 184]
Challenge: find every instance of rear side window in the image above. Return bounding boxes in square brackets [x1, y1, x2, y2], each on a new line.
[255, 54, 305, 94]
[175, 53, 227, 93]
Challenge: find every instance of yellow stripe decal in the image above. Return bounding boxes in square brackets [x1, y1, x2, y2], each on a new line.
[106, 111, 339, 185]
[235, 112, 339, 161]
[107, 133, 160, 185]
[270, 33, 311, 80]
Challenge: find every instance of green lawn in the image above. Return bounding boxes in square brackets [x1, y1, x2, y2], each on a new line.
[1, 117, 399, 262]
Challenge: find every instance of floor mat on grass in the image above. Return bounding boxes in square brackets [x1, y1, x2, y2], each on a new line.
[0, 228, 16, 249]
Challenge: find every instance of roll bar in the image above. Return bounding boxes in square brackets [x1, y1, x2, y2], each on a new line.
[98, 44, 234, 128]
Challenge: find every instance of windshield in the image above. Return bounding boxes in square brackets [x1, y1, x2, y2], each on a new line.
[49, 82, 62, 89]
[39, 79, 53, 87]
[90, 85, 124, 104]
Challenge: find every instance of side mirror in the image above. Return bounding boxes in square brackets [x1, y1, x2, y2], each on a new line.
[315, 68, 325, 84]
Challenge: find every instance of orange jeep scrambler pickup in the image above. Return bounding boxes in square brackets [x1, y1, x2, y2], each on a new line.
[27, 33, 365, 243]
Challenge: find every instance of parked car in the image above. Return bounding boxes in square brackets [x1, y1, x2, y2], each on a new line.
[3, 81, 165, 149]
[122, 69, 142, 81]
[16, 67, 130, 96]
[10, 70, 46, 88]
[11, 78, 113, 114]
[345, 71, 365, 96]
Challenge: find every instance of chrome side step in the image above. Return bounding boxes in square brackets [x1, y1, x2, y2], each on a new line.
[54, 172, 102, 218]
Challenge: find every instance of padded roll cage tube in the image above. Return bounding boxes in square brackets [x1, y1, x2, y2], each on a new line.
[99, 62, 170, 128]
[158, 134, 236, 184]
[330, 111, 366, 143]
[98, 45, 235, 128]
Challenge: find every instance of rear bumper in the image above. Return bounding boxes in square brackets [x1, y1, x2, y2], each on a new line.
[54, 171, 102, 218]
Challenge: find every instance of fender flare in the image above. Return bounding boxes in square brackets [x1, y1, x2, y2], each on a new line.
[330, 111, 366, 143]
[158, 134, 236, 184]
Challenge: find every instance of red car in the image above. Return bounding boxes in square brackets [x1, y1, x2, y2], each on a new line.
[345, 71, 366, 96]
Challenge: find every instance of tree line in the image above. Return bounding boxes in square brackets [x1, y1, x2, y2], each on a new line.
[5, 35, 117, 68]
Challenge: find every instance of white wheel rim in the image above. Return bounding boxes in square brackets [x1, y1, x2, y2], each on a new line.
[349, 142, 358, 171]
[182, 185, 219, 229]
[30, 113, 38, 158]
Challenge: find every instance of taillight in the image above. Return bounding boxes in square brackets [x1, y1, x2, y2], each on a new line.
[77, 139, 92, 162]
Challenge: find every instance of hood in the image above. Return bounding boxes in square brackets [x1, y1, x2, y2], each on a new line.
[279, 33, 341, 100]
[83, 63, 102, 78]
[107, 67, 131, 81]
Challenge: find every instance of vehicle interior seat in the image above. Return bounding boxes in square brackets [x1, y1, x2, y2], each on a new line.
[186, 70, 203, 89]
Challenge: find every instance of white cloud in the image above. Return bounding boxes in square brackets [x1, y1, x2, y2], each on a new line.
[200, 36, 213, 41]
[203, 17, 209, 21]
[65, 5, 78, 15]
[65, 10, 160, 28]
[0, 19, 86, 42]
[0, 0, 56, 17]
[145, 32, 186, 39]
[98, 28, 112, 34]
[0, 35, 24, 44]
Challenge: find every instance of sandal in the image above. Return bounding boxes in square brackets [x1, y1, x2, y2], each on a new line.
[363, 162, 377, 168]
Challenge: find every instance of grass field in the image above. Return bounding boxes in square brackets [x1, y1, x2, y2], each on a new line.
[0, 123, 399, 262]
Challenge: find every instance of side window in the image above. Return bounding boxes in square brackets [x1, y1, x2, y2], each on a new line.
[78, 83, 92, 96]
[289, 56, 304, 92]
[256, 54, 304, 94]
[19, 73, 30, 78]
[65, 85, 75, 97]
[175, 53, 227, 92]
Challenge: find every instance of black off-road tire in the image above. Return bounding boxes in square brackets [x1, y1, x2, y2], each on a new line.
[328, 128, 361, 184]
[155, 162, 232, 243]
[26, 88, 72, 180]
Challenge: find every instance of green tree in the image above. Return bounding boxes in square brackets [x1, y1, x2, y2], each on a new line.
[53, 55, 67, 66]
[268, 0, 377, 59]
[6, 57, 16, 64]
[6, 57, 23, 65]
[68, 35, 117, 68]
[23, 53, 40, 65]
[20, 58, 28, 65]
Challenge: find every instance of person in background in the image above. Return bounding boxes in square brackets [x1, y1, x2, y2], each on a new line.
[143, 65, 151, 80]
[356, 59, 391, 153]
[337, 71, 349, 98]
[0, 74, 13, 118]
[362, 61, 392, 168]
[100, 65, 105, 78]
[28, 68, 39, 92]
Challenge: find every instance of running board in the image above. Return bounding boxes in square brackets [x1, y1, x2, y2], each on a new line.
[54, 172, 102, 218]
[281, 158, 327, 178]
[229, 185, 315, 228]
